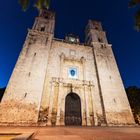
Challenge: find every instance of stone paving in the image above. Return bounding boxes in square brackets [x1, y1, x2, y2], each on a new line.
[0, 126, 140, 140]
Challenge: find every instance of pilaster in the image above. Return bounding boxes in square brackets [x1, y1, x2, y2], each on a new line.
[89, 81, 98, 126]
[81, 57, 86, 80]
[83, 81, 91, 126]
[60, 53, 65, 78]
[56, 79, 64, 125]
[47, 80, 55, 126]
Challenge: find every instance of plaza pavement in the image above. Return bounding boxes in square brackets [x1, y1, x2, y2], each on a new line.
[0, 126, 140, 140]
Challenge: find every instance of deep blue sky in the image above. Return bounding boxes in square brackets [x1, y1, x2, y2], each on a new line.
[0, 0, 140, 88]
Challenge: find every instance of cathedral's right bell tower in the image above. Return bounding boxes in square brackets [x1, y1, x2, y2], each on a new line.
[85, 20, 135, 125]
[85, 20, 108, 45]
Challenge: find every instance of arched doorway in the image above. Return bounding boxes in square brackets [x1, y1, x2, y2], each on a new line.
[65, 92, 82, 126]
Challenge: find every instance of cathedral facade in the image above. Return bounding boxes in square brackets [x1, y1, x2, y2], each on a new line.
[0, 9, 135, 126]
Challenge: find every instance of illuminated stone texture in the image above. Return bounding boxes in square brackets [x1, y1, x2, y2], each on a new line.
[0, 9, 135, 126]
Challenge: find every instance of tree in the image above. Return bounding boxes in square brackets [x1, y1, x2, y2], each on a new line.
[129, 0, 140, 30]
[0, 87, 6, 102]
[18, 0, 50, 11]
[126, 86, 140, 124]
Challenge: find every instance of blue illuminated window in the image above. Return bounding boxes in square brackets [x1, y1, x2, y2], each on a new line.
[68, 68, 77, 79]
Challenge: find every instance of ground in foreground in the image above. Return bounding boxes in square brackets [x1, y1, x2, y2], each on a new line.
[0, 126, 140, 140]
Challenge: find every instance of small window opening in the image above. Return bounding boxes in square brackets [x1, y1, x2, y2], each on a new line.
[95, 27, 99, 30]
[113, 99, 116, 103]
[28, 72, 31, 77]
[45, 15, 49, 19]
[40, 25, 45, 32]
[101, 44, 104, 48]
[98, 38, 103, 43]
[24, 93, 27, 98]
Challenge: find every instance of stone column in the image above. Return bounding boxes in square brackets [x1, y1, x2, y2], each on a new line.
[84, 81, 91, 126]
[60, 53, 65, 78]
[81, 57, 91, 125]
[56, 79, 63, 125]
[47, 79, 55, 126]
[51, 81, 59, 126]
[81, 85, 86, 125]
[81, 57, 86, 80]
[60, 88, 66, 126]
[89, 81, 98, 126]
[45, 82, 52, 111]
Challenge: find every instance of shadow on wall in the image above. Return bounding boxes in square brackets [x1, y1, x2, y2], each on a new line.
[0, 87, 6, 102]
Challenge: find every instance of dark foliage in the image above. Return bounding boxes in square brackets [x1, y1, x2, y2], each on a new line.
[0, 87, 6, 102]
[129, 0, 140, 30]
[18, 0, 50, 11]
[135, 9, 140, 30]
[129, 0, 140, 7]
[126, 86, 140, 124]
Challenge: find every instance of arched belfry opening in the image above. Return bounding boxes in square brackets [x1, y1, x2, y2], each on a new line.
[65, 92, 82, 126]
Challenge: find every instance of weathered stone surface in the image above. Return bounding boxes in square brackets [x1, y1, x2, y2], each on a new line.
[0, 100, 38, 124]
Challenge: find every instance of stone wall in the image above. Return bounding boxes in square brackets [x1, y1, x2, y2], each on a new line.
[39, 40, 135, 126]
[0, 30, 53, 124]
[39, 40, 108, 126]
[0, 37, 135, 126]
[0, 100, 38, 124]
[92, 42, 135, 125]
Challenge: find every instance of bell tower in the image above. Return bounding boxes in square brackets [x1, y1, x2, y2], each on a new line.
[85, 20, 135, 125]
[85, 20, 108, 45]
[32, 9, 55, 34]
[0, 9, 56, 124]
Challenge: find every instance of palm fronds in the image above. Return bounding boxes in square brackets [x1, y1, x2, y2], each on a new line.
[18, 0, 30, 11]
[19, 0, 51, 11]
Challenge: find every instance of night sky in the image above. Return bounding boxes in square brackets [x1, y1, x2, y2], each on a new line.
[0, 0, 140, 88]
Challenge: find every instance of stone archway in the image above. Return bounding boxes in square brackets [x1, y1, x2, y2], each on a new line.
[65, 92, 82, 126]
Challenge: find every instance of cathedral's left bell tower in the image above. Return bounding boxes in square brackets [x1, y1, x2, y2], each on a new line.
[0, 9, 55, 125]
[33, 9, 55, 34]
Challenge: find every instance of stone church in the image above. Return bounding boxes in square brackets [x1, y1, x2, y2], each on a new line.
[0, 9, 135, 126]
